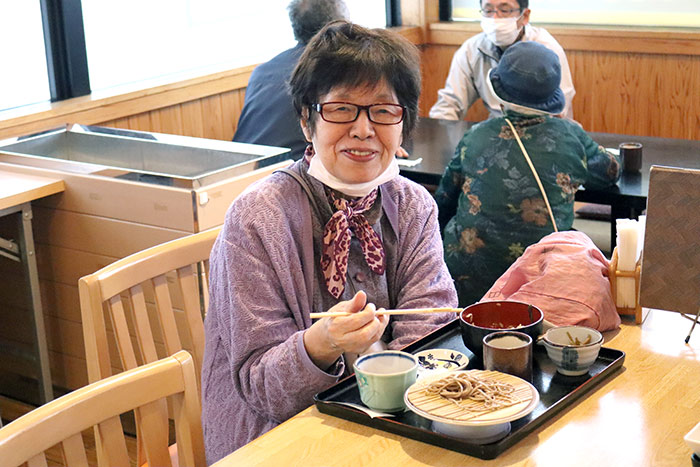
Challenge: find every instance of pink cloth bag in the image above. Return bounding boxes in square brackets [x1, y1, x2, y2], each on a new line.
[482, 231, 620, 331]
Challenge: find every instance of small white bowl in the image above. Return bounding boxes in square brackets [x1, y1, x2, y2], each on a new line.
[685, 420, 700, 456]
[542, 326, 603, 376]
[415, 348, 468, 376]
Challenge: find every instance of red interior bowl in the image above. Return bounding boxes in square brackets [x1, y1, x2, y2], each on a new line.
[459, 301, 543, 359]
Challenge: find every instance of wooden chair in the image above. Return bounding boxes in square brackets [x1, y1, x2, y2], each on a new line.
[0, 350, 205, 467]
[79, 225, 220, 386]
[78, 226, 220, 465]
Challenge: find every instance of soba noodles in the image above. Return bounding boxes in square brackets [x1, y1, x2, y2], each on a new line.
[424, 372, 518, 413]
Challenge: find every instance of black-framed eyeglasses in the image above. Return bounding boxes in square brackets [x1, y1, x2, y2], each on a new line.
[312, 102, 405, 125]
[479, 7, 523, 18]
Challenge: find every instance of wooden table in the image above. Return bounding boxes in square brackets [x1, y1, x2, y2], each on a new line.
[400, 118, 700, 250]
[213, 310, 700, 467]
[0, 165, 65, 402]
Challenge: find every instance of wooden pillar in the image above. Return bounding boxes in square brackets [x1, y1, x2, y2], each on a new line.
[400, 0, 439, 42]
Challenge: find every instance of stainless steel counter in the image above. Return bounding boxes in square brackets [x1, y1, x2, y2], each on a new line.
[0, 124, 290, 188]
[0, 124, 293, 400]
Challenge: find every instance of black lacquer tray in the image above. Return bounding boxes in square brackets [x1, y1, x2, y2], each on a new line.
[314, 320, 625, 460]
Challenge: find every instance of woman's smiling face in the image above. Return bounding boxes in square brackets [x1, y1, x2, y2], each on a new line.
[301, 80, 403, 185]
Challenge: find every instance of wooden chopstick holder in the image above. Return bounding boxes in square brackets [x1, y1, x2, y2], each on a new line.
[309, 307, 461, 319]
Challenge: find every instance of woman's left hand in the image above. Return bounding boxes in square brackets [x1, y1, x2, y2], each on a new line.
[395, 146, 410, 158]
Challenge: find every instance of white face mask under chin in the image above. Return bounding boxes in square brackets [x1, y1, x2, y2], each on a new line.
[307, 155, 400, 198]
[481, 16, 523, 47]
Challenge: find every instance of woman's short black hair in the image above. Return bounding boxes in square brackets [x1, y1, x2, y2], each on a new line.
[289, 20, 421, 141]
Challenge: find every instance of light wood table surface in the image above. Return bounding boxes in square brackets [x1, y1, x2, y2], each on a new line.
[0, 170, 64, 211]
[213, 310, 700, 467]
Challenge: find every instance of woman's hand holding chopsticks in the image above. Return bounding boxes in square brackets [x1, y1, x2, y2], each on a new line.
[303, 291, 389, 370]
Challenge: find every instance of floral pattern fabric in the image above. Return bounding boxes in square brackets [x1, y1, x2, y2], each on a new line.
[435, 111, 621, 306]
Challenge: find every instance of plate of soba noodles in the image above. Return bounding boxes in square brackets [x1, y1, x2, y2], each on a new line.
[404, 369, 539, 443]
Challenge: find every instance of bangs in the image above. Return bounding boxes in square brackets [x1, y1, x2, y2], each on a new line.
[311, 42, 398, 101]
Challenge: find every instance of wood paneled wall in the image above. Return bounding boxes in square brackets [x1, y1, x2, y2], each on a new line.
[1, 24, 696, 143]
[102, 89, 246, 140]
[0, 65, 254, 141]
[422, 22, 700, 140]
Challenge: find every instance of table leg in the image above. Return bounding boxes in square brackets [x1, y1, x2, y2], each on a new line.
[18, 203, 54, 402]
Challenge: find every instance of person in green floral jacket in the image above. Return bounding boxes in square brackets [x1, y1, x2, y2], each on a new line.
[435, 41, 621, 306]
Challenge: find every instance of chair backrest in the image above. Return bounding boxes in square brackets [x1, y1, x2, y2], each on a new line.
[0, 350, 205, 467]
[79, 226, 221, 387]
[78, 227, 219, 466]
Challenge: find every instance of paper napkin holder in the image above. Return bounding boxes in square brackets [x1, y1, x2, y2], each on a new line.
[609, 247, 642, 324]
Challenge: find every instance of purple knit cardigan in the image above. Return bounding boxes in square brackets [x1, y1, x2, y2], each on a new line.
[201, 161, 457, 464]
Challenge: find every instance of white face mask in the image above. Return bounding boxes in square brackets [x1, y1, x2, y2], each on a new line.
[307, 154, 399, 198]
[481, 16, 523, 47]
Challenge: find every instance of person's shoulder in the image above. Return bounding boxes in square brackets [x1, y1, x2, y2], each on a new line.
[383, 175, 435, 206]
[540, 118, 597, 148]
[549, 117, 586, 134]
[252, 44, 304, 73]
[460, 31, 489, 52]
[224, 166, 304, 225]
[271, 44, 305, 63]
[466, 116, 504, 134]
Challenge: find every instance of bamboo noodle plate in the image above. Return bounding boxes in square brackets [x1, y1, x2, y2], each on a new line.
[314, 319, 625, 459]
[404, 370, 539, 443]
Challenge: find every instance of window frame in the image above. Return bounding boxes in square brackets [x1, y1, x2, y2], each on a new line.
[443, 0, 700, 28]
[37, 0, 394, 103]
[40, 0, 90, 101]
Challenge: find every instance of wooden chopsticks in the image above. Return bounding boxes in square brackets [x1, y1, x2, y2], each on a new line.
[309, 307, 461, 319]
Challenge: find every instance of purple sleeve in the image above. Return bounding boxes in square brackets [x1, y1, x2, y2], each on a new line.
[387, 182, 459, 349]
[207, 184, 343, 423]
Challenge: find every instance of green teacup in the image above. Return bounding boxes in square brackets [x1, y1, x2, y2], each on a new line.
[353, 350, 418, 412]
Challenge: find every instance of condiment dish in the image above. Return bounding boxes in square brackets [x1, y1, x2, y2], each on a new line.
[541, 325, 603, 376]
[415, 348, 469, 377]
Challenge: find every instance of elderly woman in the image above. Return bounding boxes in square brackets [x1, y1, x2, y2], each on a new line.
[435, 41, 621, 307]
[201, 21, 458, 463]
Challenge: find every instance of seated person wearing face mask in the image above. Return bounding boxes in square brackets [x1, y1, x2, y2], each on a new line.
[429, 0, 575, 121]
[435, 41, 620, 307]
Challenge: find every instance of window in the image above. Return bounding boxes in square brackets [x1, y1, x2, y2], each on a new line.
[451, 0, 700, 28]
[81, 0, 388, 93]
[0, 1, 388, 111]
[346, 0, 388, 29]
[0, 2, 50, 112]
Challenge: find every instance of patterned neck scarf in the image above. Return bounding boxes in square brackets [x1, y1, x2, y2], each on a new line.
[320, 189, 386, 299]
[303, 144, 314, 163]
